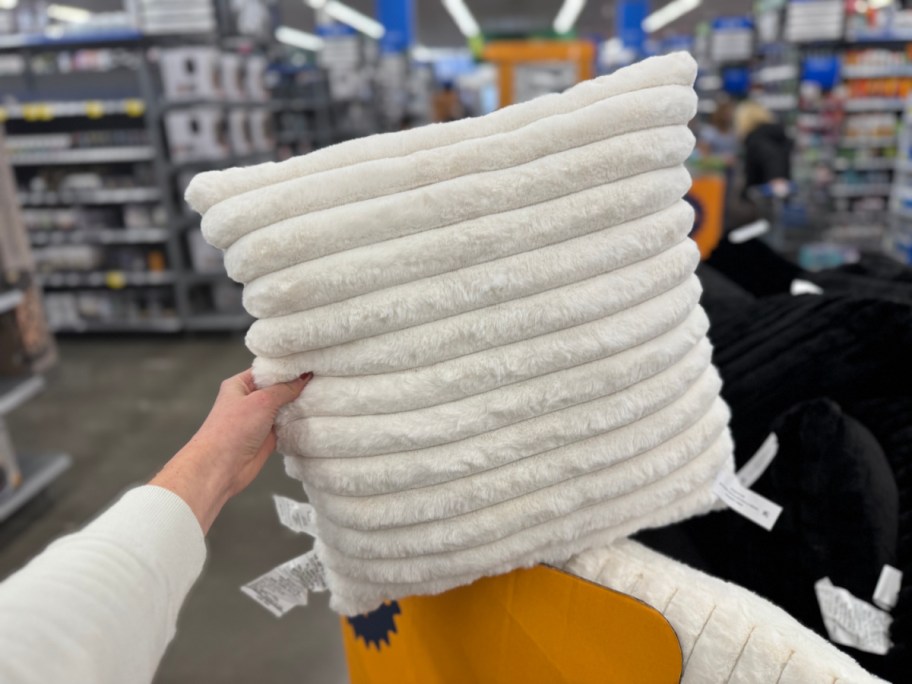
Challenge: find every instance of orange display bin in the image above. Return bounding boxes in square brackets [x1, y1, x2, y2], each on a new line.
[687, 175, 726, 259]
[481, 40, 596, 107]
[342, 564, 682, 684]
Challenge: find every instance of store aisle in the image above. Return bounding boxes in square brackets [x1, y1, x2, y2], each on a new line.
[0, 339, 347, 684]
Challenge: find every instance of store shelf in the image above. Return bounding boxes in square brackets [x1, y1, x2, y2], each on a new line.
[10, 146, 155, 166]
[37, 270, 176, 289]
[0, 452, 72, 523]
[185, 313, 253, 331]
[0, 28, 144, 52]
[834, 157, 897, 171]
[0, 99, 145, 121]
[18, 187, 161, 206]
[0, 376, 45, 416]
[843, 65, 912, 79]
[830, 183, 893, 197]
[29, 227, 170, 245]
[755, 93, 798, 111]
[50, 318, 182, 333]
[168, 153, 271, 174]
[0, 289, 23, 315]
[754, 64, 798, 83]
[839, 138, 897, 148]
[843, 98, 906, 112]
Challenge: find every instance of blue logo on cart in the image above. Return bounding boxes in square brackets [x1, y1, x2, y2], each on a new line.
[348, 601, 401, 650]
[684, 193, 705, 238]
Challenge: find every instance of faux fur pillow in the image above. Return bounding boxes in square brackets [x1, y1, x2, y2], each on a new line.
[186, 52, 736, 615]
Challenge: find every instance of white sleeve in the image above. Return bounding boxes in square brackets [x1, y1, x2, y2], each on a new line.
[0, 485, 207, 684]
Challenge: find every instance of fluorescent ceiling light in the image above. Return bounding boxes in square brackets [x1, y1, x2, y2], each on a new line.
[868, 0, 893, 8]
[47, 3, 91, 23]
[553, 0, 587, 34]
[305, 0, 385, 40]
[442, 0, 480, 38]
[0, 0, 19, 11]
[275, 25, 324, 51]
[642, 0, 702, 33]
[324, 1, 385, 39]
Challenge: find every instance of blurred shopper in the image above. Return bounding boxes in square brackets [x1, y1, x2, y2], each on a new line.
[697, 97, 738, 163]
[433, 81, 464, 123]
[735, 100, 792, 194]
[0, 370, 311, 684]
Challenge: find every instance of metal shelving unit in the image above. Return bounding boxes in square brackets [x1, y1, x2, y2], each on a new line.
[0, 373, 71, 522]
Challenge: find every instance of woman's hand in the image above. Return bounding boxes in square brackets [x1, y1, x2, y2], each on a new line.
[150, 369, 312, 534]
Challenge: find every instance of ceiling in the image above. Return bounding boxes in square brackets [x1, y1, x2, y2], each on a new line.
[73, 1, 757, 47]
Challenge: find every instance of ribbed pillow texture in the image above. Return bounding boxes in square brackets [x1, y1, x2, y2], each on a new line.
[186, 52, 737, 616]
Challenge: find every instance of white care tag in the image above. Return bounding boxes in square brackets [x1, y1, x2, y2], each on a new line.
[241, 550, 327, 618]
[728, 219, 770, 243]
[873, 565, 903, 611]
[713, 471, 783, 531]
[815, 577, 893, 655]
[737, 433, 779, 488]
[790, 279, 824, 296]
[274, 495, 317, 536]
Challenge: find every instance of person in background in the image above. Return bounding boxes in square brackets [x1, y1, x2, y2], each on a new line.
[433, 81, 464, 123]
[0, 370, 312, 684]
[697, 97, 738, 164]
[735, 100, 792, 195]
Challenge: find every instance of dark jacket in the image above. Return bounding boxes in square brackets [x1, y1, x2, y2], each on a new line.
[743, 122, 792, 190]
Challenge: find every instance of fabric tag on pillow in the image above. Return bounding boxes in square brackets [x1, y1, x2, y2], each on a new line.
[815, 577, 892, 655]
[873, 565, 903, 611]
[736, 433, 779, 488]
[713, 470, 782, 531]
[241, 550, 327, 618]
[274, 495, 318, 536]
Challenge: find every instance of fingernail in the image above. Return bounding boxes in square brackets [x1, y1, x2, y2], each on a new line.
[299, 372, 314, 381]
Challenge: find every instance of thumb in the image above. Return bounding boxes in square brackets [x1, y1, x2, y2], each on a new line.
[257, 373, 313, 410]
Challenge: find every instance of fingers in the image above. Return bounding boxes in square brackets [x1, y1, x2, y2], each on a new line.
[256, 372, 314, 410]
[220, 369, 257, 397]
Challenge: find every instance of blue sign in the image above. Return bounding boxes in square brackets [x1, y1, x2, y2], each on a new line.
[616, 0, 649, 53]
[315, 22, 357, 38]
[722, 66, 751, 95]
[803, 54, 840, 90]
[712, 16, 754, 30]
[377, 0, 414, 53]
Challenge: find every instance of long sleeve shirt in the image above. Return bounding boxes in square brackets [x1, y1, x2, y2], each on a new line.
[0, 486, 206, 684]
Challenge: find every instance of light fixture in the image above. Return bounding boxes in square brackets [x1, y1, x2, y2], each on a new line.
[304, 1, 385, 40]
[47, 3, 91, 23]
[642, 0, 702, 34]
[441, 0, 481, 38]
[275, 25, 325, 51]
[324, 1, 385, 39]
[867, 0, 894, 8]
[553, 0, 587, 34]
[0, 0, 19, 11]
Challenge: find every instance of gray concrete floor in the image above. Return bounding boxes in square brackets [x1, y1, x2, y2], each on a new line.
[1, 338, 348, 683]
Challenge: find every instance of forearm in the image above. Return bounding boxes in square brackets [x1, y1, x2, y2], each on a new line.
[0, 486, 206, 684]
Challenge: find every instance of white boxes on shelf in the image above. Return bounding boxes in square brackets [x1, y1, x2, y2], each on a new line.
[228, 110, 253, 156]
[164, 107, 227, 162]
[221, 52, 245, 101]
[245, 55, 270, 101]
[248, 108, 274, 152]
[160, 47, 221, 100]
[132, 0, 216, 35]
